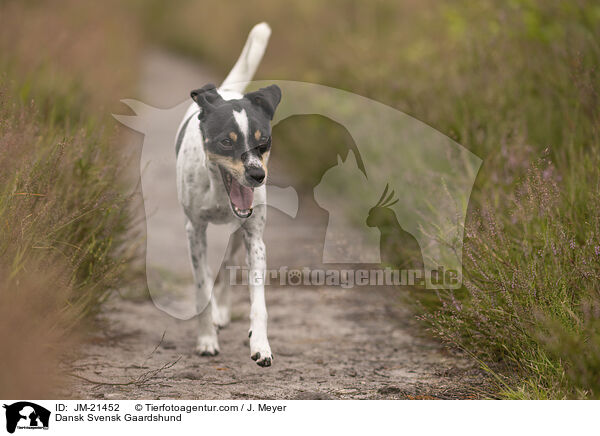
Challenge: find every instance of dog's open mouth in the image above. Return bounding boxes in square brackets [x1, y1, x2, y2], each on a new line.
[219, 167, 254, 218]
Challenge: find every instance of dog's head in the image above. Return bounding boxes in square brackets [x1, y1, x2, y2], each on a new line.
[191, 83, 281, 218]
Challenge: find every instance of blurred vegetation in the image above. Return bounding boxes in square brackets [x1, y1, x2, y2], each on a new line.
[1, 0, 599, 399]
[0, 0, 142, 397]
[138, 0, 600, 398]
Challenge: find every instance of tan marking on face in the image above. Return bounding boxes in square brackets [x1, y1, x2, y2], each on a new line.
[254, 130, 261, 141]
[228, 132, 238, 142]
[261, 150, 270, 166]
[205, 152, 245, 179]
[260, 151, 270, 180]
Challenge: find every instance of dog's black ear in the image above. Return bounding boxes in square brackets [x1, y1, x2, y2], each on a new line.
[245, 85, 282, 120]
[191, 84, 223, 119]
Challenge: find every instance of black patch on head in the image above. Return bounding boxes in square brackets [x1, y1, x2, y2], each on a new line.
[191, 84, 224, 120]
[188, 83, 282, 160]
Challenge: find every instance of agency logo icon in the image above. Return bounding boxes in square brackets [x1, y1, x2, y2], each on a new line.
[3, 402, 50, 433]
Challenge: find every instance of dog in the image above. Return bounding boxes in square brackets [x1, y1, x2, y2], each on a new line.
[175, 23, 281, 367]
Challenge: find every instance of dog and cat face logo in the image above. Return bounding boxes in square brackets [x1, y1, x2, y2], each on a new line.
[2, 403, 50, 433]
[115, 80, 482, 317]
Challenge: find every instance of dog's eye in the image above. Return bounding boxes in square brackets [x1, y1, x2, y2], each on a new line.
[258, 136, 271, 153]
[220, 138, 233, 149]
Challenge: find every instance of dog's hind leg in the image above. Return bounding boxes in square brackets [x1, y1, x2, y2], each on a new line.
[185, 219, 220, 356]
[212, 228, 243, 329]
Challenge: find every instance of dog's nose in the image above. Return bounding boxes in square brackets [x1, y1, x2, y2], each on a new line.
[246, 167, 265, 184]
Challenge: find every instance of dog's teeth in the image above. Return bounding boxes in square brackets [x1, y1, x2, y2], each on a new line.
[232, 205, 252, 218]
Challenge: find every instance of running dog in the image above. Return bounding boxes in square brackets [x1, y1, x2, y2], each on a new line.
[175, 23, 281, 367]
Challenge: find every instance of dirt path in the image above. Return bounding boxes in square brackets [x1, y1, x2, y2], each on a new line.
[67, 49, 487, 400]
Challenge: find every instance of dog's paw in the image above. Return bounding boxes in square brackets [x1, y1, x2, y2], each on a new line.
[251, 351, 273, 367]
[195, 334, 220, 356]
[250, 336, 272, 367]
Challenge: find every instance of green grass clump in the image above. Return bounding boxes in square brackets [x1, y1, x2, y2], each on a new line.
[426, 155, 600, 398]
[0, 0, 142, 397]
[0, 84, 132, 319]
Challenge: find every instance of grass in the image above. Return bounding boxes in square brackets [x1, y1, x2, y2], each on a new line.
[138, 0, 600, 398]
[0, 88, 131, 318]
[0, 0, 142, 397]
[426, 155, 600, 398]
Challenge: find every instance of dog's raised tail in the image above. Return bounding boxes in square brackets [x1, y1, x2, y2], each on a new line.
[220, 22, 271, 94]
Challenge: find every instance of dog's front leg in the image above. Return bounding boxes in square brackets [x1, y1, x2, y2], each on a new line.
[242, 211, 272, 367]
[186, 219, 219, 356]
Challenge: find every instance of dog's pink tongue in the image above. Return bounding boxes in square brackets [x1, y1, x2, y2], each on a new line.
[229, 178, 254, 210]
